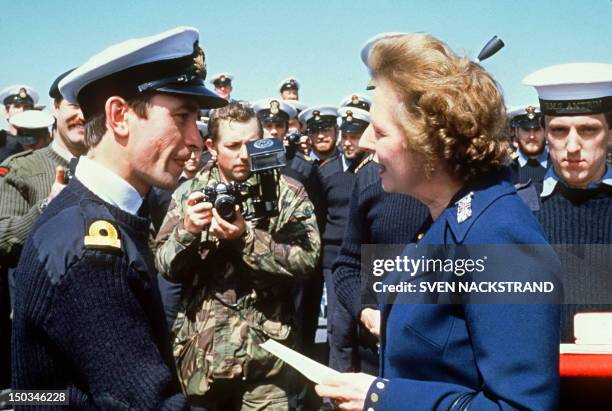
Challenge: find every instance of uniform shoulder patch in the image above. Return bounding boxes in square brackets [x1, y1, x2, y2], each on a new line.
[84, 219, 122, 251]
[0, 166, 9, 177]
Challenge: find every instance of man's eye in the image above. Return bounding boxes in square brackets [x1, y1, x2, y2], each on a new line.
[580, 126, 599, 135]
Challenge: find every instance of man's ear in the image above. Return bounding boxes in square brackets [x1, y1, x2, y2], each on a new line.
[105, 96, 130, 138]
[205, 138, 217, 157]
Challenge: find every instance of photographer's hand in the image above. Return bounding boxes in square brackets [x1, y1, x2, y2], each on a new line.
[210, 205, 247, 241]
[184, 191, 213, 235]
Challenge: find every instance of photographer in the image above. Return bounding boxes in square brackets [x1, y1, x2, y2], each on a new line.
[154, 102, 320, 410]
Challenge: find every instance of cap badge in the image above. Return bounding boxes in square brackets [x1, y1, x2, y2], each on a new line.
[456, 192, 474, 223]
[84, 220, 122, 250]
[18, 88, 28, 99]
[351, 95, 359, 105]
[346, 110, 353, 122]
[525, 105, 536, 120]
[270, 100, 280, 114]
[313, 110, 321, 121]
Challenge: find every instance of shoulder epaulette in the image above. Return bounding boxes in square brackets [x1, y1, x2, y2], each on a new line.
[354, 154, 374, 173]
[1, 149, 34, 165]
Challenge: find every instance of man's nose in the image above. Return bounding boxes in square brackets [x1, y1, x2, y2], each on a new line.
[565, 127, 581, 154]
[359, 125, 375, 152]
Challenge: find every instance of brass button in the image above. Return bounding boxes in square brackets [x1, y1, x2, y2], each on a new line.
[370, 392, 379, 402]
[417, 233, 424, 240]
[376, 381, 385, 389]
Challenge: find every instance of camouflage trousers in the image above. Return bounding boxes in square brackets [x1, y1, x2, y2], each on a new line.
[188, 366, 290, 411]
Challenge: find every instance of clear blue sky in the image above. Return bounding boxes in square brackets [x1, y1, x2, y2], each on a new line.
[2, 0, 611, 111]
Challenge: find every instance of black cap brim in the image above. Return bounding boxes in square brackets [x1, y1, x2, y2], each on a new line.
[157, 84, 228, 109]
[15, 134, 40, 146]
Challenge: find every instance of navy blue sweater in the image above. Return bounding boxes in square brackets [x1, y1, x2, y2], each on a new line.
[11, 179, 186, 410]
[318, 153, 358, 270]
[332, 160, 429, 318]
[537, 183, 612, 343]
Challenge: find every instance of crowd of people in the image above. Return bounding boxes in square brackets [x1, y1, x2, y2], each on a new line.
[0, 25, 611, 410]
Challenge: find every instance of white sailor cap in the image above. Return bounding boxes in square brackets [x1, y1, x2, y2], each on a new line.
[298, 105, 338, 131]
[0, 85, 39, 107]
[209, 72, 234, 86]
[339, 93, 372, 111]
[253, 98, 297, 123]
[508, 104, 542, 129]
[9, 110, 54, 145]
[523, 63, 612, 116]
[59, 26, 226, 120]
[278, 77, 300, 92]
[196, 120, 208, 137]
[338, 106, 370, 133]
[283, 99, 307, 114]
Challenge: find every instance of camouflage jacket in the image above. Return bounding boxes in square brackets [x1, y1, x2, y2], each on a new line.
[153, 161, 320, 397]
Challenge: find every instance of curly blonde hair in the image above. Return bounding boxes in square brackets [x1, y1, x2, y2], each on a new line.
[368, 33, 509, 182]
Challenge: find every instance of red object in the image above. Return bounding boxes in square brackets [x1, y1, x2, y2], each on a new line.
[560, 354, 612, 377]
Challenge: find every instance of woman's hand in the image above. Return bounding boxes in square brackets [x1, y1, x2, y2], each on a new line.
[360, 308, 380, 337]
[315, 372, 377, 411]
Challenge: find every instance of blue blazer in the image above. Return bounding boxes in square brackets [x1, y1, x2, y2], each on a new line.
[365, 172, 560, 411]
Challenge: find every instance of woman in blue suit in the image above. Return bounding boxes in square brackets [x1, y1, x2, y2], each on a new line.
[315, 33, 560, 410]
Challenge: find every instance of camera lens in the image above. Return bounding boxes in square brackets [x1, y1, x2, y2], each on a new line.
[215, 195, 237, 222]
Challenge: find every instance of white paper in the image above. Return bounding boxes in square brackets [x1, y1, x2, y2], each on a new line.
[260, 339, 341, 384]
[560, 343, 612, 354]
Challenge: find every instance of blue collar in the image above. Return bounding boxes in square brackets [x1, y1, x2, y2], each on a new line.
[423, 171, 516, 244]
[517, 146, 548, 168]
[540, 164, 612, 198]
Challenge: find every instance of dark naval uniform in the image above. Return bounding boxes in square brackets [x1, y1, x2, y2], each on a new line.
[510, 148, 550, 185]
[317, 150, 360, 371]
[363, 170, 560, 411]
[11, 179, 186, 409]
[536, 167, 612, 343]
[0, 131, 23, 164]
[332, 158, 428, 374]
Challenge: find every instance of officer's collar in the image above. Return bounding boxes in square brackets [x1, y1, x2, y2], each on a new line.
[439, 170, 516, 243]
[540, 164, 612, 198]
[75, 156, 143, 215]
[51, 138, 74, 163]
[517, 145, 548, 168]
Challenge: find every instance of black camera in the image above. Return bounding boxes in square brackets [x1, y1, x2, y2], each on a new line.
[284, 131, 305, 158]
[194, 138, 287, 223]
[202, 182, 248, 222]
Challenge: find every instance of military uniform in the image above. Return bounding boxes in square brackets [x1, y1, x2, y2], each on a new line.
[11, 25, 226, 409]
[0, 144, 69, 264]
[508, 105, 549, 185]
[154, 160, 320, 409]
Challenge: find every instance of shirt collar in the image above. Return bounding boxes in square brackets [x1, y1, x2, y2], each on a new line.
[341, 154, 351, 172]
[51, 138, 74, 163]
[540, 164, 612, 198]
[517, 145, 548, 168]
[75, 157, 143, 215]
